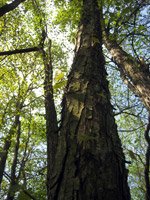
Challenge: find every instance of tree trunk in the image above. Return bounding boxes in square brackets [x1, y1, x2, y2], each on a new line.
[42, 40, 58, 200]
[0, 115, 20, 187]
[144, 115, 150, 200]
[103, 32, 150, 112]
[6, 118, 21, 200]
[51, 0, 130, 199]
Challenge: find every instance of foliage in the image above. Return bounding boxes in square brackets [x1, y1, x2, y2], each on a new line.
[0, 0, 149, 199]
[107, 62, 148, 199]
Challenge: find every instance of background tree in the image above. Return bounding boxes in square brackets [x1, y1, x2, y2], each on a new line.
[102, 0, 150, 112]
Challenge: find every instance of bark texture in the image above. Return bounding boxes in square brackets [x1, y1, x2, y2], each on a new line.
[103, 32, 150, 112]
[51, 0, 130, 199]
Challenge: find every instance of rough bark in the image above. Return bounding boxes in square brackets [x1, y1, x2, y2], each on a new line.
[0, 0, 26, 17]
[103, 32, 150, 112]
[51, 0, 130, 199]
[42, 40, 58, 200]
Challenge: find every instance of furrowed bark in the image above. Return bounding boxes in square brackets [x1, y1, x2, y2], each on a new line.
[103, 32, 150, 112]
[51, 0, 130, 199]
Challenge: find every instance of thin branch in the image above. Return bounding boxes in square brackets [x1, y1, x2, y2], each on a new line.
[0, 0, 26, 17]
[114, 105, 139, 116]
[0, 47, 40, 56]
[119, 0, 148, 28]
[119, 124, 146, 132]
[131, 10, 141, 62]
[23, 189, 37, 200]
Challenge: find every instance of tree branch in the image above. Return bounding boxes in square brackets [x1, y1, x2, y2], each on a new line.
[0, 47, 40, 56]
[0, 0, 26, 17]
[103, 32, 150, 112]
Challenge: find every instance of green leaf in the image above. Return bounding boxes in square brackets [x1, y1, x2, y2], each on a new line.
[55, 72, 65, 82]
[54, 80, 67, 90]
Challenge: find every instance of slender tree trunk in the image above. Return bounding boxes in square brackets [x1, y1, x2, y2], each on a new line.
[42, 40, 58, 200]
[6, 118, 21, 200]
[144, 115, 150, 200]
[51, 0, 130, 199]
[103, 32, 150, 112]
[0, 115, 20, 187]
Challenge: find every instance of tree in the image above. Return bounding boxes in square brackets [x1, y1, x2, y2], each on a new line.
[0, 53, 46, 198]
[6, 117, 21, 200]
[50, 0, 130, 199]
[102, 0, 150, 112]
[0, 0, 149, 199]
[53, 0, 150, 114]
[41, 36, 58, 199]
[53, 1, 150, 198]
